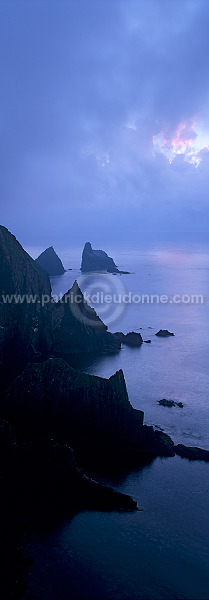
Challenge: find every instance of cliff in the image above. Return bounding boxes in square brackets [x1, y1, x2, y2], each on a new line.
[5, 357, 144, 447]
[0, 226, 53, 384]
[0, 229, 121, 387]
[81, 242, 120, 273]
[4, 357, 175, 461]
[36, 246, 65, 276]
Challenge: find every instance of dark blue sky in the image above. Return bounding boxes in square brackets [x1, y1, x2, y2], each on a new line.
[1, 0, 209, 247]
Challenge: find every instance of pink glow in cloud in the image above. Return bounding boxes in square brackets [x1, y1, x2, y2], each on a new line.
[153, 120, 209, 167]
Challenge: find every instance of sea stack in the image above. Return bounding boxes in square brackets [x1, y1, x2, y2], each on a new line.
[36, 246, 65, 276]
[81, 242, 119, 273]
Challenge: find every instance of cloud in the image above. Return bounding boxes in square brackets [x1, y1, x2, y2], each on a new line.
[152, 120, 209, 167]
[1, 0, 209, 244]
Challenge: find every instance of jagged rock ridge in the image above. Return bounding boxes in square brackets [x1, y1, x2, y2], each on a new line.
[5, 357, 144, 447]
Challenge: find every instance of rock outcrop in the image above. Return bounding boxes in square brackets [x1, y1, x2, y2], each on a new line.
[158, 399, 183, 408]
[155, 329, 174, 337]
[114, 331, 143, 347]
[36, 246, 65, 276]
[81, 242, 130, 273]
[174, 444, 209, 461]
[52, 281, 121, 355]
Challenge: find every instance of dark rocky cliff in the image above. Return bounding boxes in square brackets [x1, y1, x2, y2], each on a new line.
[0, 227, 175, 473]
[0, 226, 53, 384]
[0, 228, 120, 386]
[5, 357, 144, 448]
[36, 246, 65, 276]
[4, 357, 175, 462]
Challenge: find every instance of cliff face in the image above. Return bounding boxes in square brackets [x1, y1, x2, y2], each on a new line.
[5, 357, 174, 459]
[0, 227, 174, 468]
[0, 226, 53, 384]
[52, 281, 121, 355]
[5, 358, 144, 449]
[36, 246, 65, 276]
[81, 242, 119, 273]
[0, 229, 121, 387]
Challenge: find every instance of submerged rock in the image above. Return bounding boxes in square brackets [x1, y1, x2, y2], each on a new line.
[155, 329, 174, 337]
[36, 246, 65, 276]
[174, 444, 209, 461]
[114, 331, 143, 347]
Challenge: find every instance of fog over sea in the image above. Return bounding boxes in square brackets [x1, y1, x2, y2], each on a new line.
[25, 242, 209, 600]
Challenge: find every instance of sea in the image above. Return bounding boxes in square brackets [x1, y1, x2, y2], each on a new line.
[24, 242, 209, 600]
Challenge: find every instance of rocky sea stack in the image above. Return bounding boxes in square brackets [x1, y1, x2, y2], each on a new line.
[36, 246, 65, 276]
[81, 242, 130, 273]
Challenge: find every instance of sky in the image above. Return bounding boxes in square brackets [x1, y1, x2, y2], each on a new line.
[0, 0, 209, 249]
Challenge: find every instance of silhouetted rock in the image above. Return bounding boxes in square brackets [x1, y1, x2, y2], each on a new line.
[144, 340, 151, 343]
[81, 242, 130, 273]
[52, 281, 121, 355]
[114, 331, 143, 347]
[0, 416, 138, 600]
[5, 358, 144, 447]
[155, 329, 174, 337]
[0, 419, 138, 518]
[36, 246, 65, 276]
[0, 226, 53, 385]
[158, 399, 183, 408]
[138, 427, 175, 457]
[174, 444, 209, 461]
[5, 357, 175, 460]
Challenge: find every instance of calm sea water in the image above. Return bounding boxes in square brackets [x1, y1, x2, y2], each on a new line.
[25, 244, 209, 600]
